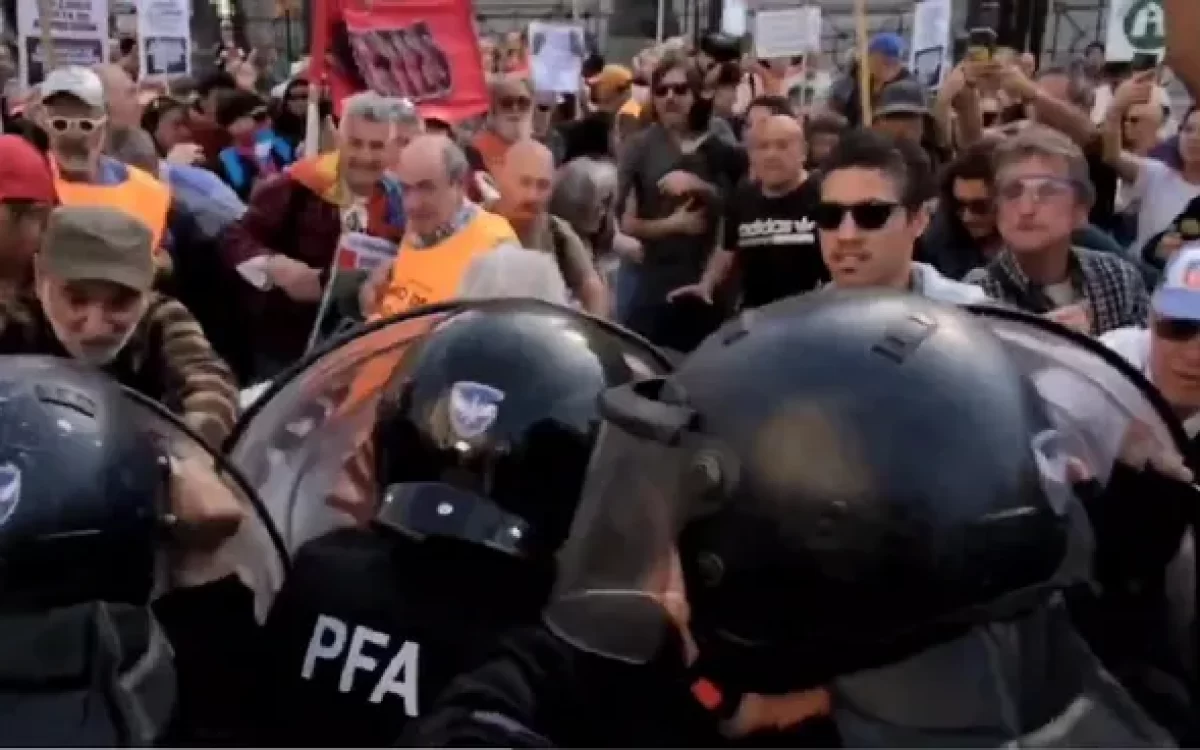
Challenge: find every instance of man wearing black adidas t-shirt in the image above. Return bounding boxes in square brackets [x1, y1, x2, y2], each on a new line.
[669, 115, 827, 309]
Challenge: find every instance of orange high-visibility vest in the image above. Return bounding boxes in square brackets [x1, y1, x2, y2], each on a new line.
[374, 208, 517, 320]
[54, 162, 171, 253]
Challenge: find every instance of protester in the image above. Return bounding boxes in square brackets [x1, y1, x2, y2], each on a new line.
[38, 67, 174, 255]
[212, 90, 289, 201]
[222, 91, 407, 379]
[616, 52, 747, 350]
[469, 75, 534, 176]
[372, 134, 516, 319]
[491, 139, 608, 315]
[967, 126, 1148, 333]
[0, 205, 237, 447]
[816, 129, 985, 302]
[670, 115, 825, 309]
[188, 71, 238, 158]
[0, 135, 56, 293]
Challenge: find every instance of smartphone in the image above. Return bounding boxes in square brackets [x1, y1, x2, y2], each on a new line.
[1130, 52, 1159, 73]
[967, 27, 997, 63]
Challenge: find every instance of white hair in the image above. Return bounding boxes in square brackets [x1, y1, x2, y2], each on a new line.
[457, 243, 569, 304]
[341, 91, 422, 127]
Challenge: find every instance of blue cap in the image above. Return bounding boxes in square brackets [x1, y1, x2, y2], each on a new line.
[1154, 245, 1200, 321]
[868, 32, 906, 60]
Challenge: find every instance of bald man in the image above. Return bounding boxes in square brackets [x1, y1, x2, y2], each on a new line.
[493, 139, 610, 316]
[93, 63, 142, 130]
[372, 134, 518, 319]
[670, 114, 828, 309]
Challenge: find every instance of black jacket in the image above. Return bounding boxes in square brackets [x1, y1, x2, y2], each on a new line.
[250, 527, 554, 747]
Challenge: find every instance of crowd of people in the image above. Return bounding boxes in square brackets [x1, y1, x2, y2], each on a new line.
[5, 0, 1200, 745]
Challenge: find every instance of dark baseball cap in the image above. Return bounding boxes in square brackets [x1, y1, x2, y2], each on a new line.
[874, 80, 930, 119]
[41, 205, 155, 291]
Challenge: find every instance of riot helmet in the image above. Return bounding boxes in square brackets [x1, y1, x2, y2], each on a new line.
[0, 356, 168, 612]
[547, 291, 1182, 696]
[371, 300, 672, 560]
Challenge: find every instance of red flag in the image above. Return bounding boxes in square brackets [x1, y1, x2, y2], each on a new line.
[315, 0, 488, 123]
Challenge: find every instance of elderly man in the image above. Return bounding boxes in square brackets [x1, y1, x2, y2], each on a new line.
[38, 67, 173, 253]
[492, 139, 609, 316]
[94, 62, 142, 132]
[469, 75, 534, 176]
[223, 91, 409, 380]
[0, 205, 238, 447]
[372, 134, 516, 319]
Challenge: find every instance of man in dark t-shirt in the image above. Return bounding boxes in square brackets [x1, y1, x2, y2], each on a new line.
[669, 115, 827, 310]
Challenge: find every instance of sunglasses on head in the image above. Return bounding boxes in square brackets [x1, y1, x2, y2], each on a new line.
[654, 82, 690, 98]
[46, 116, 105, 134]
[496, 95, 532, 112]
[1154, 317, 1200, 342]
[813, 200, 902, 231]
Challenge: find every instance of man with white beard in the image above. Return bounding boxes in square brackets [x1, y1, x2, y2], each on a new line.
[468, 75, 535, 178]
[0, 205, 238, 448]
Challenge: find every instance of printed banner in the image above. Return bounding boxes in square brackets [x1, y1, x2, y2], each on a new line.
[137, 0, 192, 79]
[322, 0, 487, 123]
[16, 0, 109, 87]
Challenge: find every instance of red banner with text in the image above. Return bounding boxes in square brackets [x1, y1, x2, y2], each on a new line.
[318, 0, 488, 123]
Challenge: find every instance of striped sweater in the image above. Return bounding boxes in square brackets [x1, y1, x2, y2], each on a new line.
[0, 291, 239, 448]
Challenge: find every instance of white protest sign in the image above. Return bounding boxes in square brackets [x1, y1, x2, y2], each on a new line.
[137, 0, 191, 78]
[753, 7, 821, 59]
[16, 0, 108, 87]
[721, 0, 747, 37]
[528, 21, 584, 94]
[1105, 0, 1165, 63]
[910, 0, 951, 90]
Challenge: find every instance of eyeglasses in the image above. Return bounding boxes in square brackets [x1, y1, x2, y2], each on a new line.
[46, 116, 106, 134]
[654, 83, 690, 98]
[496, 95, 532, 113]
[813, 200, 901, 231]
[995, 176, 1076, 203]
[1154, 317, 1200, 342]
[251, 109, 269, 123]
[956, 198, 993, 216]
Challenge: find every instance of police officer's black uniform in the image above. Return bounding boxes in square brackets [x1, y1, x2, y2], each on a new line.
[249, 301, 671, 746]
[0, 357, 177, 746]
[406, 291, 1178, 747]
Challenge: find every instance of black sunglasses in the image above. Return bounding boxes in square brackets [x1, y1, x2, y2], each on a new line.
[813, 200, 901, 231]
[1154, 317, 1200, 342]
[956, 198, 992, 215]
[654, 82, 690, 98]
[981, 111, 999, 126]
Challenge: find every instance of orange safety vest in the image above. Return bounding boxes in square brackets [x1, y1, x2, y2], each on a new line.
[339, 209, 517, 418]
[374, 208, 517, 320]
[54, 163, 171, 253]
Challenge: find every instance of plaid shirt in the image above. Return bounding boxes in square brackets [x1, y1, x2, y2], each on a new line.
[964, 247, 1148, 334]
[0, 292, 239, 448]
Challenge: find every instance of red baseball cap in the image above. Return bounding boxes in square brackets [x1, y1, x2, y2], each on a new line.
[0, 135, 56, 205]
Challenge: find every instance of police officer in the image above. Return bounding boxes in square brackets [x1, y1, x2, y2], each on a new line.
[0, 356, 177, 746]
[250, 300, 671, 746]
[406, 291, 1176, 747]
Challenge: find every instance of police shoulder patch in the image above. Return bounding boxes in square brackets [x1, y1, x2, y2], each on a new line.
[449, 381, 505, 440]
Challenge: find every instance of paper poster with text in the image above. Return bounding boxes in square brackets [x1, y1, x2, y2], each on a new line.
[528, 21, 584, 94]
[321, 0, 487, 122]
[910, 0, 951, 90]
[17, 0, 109, 87]
[138, 0, 191, 78]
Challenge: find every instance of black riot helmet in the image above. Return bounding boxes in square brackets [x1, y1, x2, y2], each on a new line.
[547, 291, 1170, 696]
[371, 300, 672, 561]
[0, 356, 169, 613]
